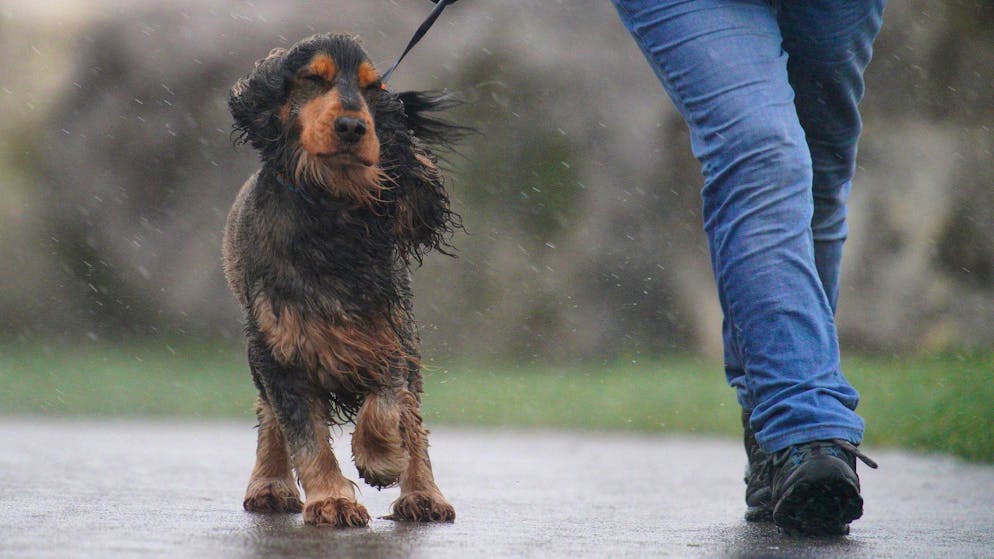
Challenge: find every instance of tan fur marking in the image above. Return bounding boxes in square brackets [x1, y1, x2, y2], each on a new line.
[231, 78, 249, 98]
[395, 197, 414, 240]
[352, 393, 407, 488]
[294, 412, 371, 527]
[307, 54, 337, 82]
[292, 148, 388, 207]
[252, 296, 412, 389]
[414, 151, 439, 175]
[357, 61, 380, 88]
[299, 89, 341, 156]
[297, 88, 379, 164]
[397, 390, 432, 490]
[304, 497, 370, 527]
[295, 415, 354, 497]
[251, 398, 294, 479]
[390, 490, 456, 522]
[386, 390, 455, 522]
[244, 477, 302, 513]
[243, 399, 302, 513]
[295, 87, 383, 205]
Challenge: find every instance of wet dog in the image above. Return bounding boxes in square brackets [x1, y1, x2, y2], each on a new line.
[222, 33, 463, 527]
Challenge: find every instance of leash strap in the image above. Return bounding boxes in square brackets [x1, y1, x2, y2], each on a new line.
[381, 0, 457, 83]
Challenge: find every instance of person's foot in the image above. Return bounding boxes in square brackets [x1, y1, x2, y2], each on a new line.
[741, 410, 773, 521]
[770, 439, 878, 536]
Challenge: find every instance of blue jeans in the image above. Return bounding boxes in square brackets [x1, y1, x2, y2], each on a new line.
[612, 0, 885, 452]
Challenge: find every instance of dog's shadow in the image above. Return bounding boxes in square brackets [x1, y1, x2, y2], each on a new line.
[234, 512, 437, 559]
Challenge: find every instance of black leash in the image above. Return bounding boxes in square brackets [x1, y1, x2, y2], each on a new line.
[381, 0, 458, 83]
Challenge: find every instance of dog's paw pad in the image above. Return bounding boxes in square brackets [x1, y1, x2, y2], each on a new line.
[243, 478, 303, 513]
[386, 491, 455, 523]
[303, 497, 371, 528]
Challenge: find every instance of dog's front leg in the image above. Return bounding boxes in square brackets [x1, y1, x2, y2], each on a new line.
[248, 339, 370, 528]
[387, 389, 455, 522]
[352, 390, 406, 489]
[243, 397, 303, 513]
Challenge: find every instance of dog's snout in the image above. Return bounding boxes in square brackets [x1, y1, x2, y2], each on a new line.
[334, 116, 367, 144]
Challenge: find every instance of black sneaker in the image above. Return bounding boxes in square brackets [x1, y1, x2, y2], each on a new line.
[742, 410, 773, 522]
[770, 439, 878, 536]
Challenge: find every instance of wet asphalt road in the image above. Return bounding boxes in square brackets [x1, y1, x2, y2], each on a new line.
[1, 419, 992, 558]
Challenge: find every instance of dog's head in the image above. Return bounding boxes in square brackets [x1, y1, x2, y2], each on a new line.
[230, 33, 469, 257]
[230, 33, 388, 202]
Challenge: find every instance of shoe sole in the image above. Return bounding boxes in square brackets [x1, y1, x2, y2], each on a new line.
[745, 485, 773, 522]
[773, 468, 862, 536]
[745, 504, 773, 522]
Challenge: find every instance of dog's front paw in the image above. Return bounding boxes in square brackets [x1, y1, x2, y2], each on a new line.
[303, 497, 371, 528]
[387, 490, 456, 523]
[356, 463, 402, 489]
[352, 393, 406, 489]
[243, 478, 303, 513]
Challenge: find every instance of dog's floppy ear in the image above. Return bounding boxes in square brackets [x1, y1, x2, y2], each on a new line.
[395, 90, 472, 151]
[229, 48, 288, 153]
[377, 91, 472, 262]
[393, 144, 458, 262]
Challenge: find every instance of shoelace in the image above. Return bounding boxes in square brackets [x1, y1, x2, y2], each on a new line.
[774, 439, 880, 470]
[831, 439, 879, 469]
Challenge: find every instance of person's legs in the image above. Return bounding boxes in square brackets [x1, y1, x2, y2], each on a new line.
[778, 0, 886, 313]
[756, 1, 886, 535]
[612, 0, 863, 453]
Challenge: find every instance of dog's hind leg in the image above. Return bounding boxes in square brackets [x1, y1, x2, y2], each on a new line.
[243, 397, 303, 513]
[352, 391, 406, 489]
[248, 340, 370, 528]
[386, 389, 456, 522]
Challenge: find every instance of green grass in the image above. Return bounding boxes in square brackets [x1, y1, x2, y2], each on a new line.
[421, 354, 994, 462]
[0, 342, 991, 462]
[845, 353, 994, 463]
[420, 358, 739, 435]
[0, 343, 255, 418]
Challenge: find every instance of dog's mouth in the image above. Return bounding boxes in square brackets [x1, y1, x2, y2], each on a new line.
[318, 150, 376, 167]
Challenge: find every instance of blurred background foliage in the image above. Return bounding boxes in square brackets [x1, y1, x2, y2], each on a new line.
[0, 1, 991, 459]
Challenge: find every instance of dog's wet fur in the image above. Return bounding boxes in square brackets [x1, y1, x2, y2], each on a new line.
[223, 33, 465, 526]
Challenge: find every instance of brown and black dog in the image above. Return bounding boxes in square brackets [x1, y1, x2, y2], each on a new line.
[223, 33, 464, 527]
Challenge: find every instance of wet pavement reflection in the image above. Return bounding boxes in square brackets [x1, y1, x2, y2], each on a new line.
[1, 420, 991, 558]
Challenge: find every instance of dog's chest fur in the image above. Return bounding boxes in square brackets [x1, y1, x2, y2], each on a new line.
[227, 170, 407, 318]
[224, 169, 413, 402]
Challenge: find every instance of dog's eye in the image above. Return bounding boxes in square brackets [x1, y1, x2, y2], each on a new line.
[301, 74, 326, 85]
[363, 80, 383, 91]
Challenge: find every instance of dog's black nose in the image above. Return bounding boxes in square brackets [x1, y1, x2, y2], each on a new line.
[334, 116, 367, 144]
